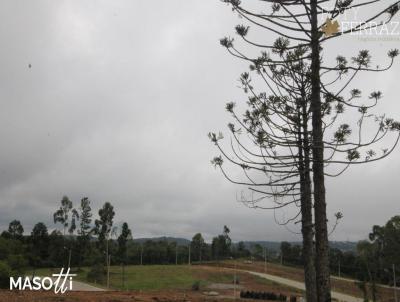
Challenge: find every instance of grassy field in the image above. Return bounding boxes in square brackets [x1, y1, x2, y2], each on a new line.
[28, 265, 246, 290]
[13, 264, 308, 302]
[22, 262, 399, 301]
[111, 265, 195, 290]
[27, 264, 302, 293]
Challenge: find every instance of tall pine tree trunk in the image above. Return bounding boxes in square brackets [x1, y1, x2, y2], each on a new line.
[297, 98, 317, 302]
[302, 154, 318, 302]
[310, 1, 331, 301]
[302, 95, 318, 302]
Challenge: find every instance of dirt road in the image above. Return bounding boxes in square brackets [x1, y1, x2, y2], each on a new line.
[68, 280, 105, 291]
[247, 271, 364, 302]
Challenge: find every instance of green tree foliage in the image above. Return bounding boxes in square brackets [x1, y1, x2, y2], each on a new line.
[117, 222, 132, 264]
[0, 261, 11, 289]
[77, 197, 93, 266]
[211, 225, 232, 260]
[30, 222, 49, 266]
[235, 241, 250, 258]
[356, 241, 380, 302]
[8, 220, 24, 240]
[366, 216, 400, 285]
[53, 196, 79, 267]
[191, 233, 205, 262]
[87, 263, 106, 283]
[7, 254, 27, 276]
[47, 230, 65, 267]
[0, 236, 26, 273]
[53, 196, 74, 236]
[1, 196, 397, 292]
[94, 200, 115, 285]
[78, 197, 92, 237]
[94, 202, 115, 249]
[370, 216, 400, 269]
[280, 242, 302, 266]
[252, 244, 264, 260]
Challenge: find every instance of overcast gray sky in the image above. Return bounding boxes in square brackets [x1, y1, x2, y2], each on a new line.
[0, 1, 398, 242]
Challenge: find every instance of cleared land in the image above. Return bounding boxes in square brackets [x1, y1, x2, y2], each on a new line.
[4, 264, 302, 301]
[8, 261, 398, 301]
[27, 265, 302, 293]
[210, 260, 398, 302]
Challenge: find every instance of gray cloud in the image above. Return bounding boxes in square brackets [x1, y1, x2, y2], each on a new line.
[0, 0, 398, 242]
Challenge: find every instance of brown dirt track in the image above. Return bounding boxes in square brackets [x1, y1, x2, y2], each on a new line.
[209, 261, 398, 302]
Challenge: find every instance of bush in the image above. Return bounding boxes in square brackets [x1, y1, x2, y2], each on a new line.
[239, 290, 287, 301]
[0, 261, 11, 289]
[7, 254, 28, 276]
[191, 280, 201, 291]
[86, 264, 106, 283]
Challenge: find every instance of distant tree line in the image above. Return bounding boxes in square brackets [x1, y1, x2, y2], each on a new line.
[279, 216, 400, 293]
[0, 195, 398, 290]
[0, 196, 253, 287]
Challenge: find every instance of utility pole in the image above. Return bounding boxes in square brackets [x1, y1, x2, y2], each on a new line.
[140, 244, 143, 265]
[199, 247, 202, 264]
[68, 249, 72, 268]
[106, 239, 110, 289]
[122, 263, 125, 289]
[107, 254, 111, 289]
[264, 247, 267, 273]
[394, 264, 398, 302]
[123, 249, 127, 290]
[188, 245, 191, 265]
[234, 259, 237, 300]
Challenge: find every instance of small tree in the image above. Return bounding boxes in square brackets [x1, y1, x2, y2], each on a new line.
[31, 222, 49, 267]
[369, 216, 400, 283]
[191, 233, 205, 262]
[117, 222, 132, 289]
[53, 196, 73, 236]
[77, 197, 92, 267]
[236, 241, 250, 258]
[117, 222, 132, 261]
[223, 225, 232, 255]
[94, 202, 115, 288]
[8, 220, 24, 240]
[0, 261, 11, 289]
[53, 195, 78, 267]
[211, 226, 232, 260]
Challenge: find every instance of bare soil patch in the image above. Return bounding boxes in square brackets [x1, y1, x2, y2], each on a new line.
[207, 261, 397, 301]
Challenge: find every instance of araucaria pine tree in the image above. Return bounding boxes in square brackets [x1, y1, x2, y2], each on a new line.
[210, 1, 400, 301]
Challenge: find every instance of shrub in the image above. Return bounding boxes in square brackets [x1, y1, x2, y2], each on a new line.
[86, 264, 106, 283]
[0, 261, 11, 289]
[239, 290, 288, 300]
[191, 280, 201, 291]
[7, 254, 28, 276]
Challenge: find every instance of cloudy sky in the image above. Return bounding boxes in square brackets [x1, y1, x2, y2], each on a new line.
[0, 1, 399, 242]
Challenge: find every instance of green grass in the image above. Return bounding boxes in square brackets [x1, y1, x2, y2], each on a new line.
[107, 265, 240, 290]
[27, 265, 233, 291]
[26, 264, 301, 293]
[26, 267, 60, 277]
[108, 265, 198, 290]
